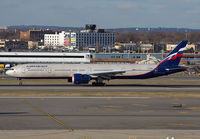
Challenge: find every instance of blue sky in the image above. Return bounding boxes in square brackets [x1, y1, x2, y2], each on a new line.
[0, 0, 200, 28]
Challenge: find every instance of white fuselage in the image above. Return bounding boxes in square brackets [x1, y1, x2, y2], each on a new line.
[6, 63, 157, 78]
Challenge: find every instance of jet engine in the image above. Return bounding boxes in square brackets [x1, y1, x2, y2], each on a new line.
[72, 74, 91, 84]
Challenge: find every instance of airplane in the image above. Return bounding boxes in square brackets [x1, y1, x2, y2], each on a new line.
[6, 40, 188, 86]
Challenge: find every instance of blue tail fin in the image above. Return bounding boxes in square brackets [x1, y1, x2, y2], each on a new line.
[159, 40, 188, 67]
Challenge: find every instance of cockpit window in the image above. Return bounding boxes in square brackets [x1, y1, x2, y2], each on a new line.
[10, 68, 14, 70]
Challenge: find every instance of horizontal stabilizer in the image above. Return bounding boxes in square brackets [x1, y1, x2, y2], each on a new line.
[165, 67, 186, 71]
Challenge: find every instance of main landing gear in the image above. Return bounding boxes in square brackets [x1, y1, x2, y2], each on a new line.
[92, 82, 106, 86]
[92, 78, 107, 86]
[18, 78, 22, 85]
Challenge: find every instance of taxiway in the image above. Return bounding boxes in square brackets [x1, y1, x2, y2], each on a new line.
[1, 97, 200, 130]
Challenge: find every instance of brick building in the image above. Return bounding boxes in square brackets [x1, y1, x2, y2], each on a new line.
[20, 30, 55, 42]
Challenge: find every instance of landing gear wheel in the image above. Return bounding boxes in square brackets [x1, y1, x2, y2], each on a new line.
[19, 81, 22, 86]
[18, 78, 22, 86]
[92, 82, 96, 86]
[92, 82, 106, 86]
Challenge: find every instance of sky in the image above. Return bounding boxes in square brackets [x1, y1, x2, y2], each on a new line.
[0, 0, 200, 29]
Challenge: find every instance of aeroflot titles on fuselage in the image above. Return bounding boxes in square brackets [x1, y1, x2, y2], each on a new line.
[26, 65, 48, 68]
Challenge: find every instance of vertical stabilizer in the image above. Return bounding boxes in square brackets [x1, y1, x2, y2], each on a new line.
[159, 40, 188, 67]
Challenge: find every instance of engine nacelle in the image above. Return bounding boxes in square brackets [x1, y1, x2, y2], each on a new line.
[72, 74, 91, 84]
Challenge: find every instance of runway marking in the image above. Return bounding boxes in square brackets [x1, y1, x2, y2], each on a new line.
[132, 104, 148, 107]
[103, 108, 122, 111]
[179, 112, 188, 114]
[101, 105, 123, 111]
[172, 102, 186, 106]
[186, 107, 200, 111]
[139, 110, 154, 113]
[173, 98, 180, 101]
[103, 105, 122, 108]
[19, 130, 68, 138]
[22, 100, 73, 132]
[167, 123, 197, 127]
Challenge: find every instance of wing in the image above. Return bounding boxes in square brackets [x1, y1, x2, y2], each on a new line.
[89, 69, 134, 80]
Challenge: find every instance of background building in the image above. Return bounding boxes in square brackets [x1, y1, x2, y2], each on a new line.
[140, 43, 154, 53]
[0, 27, 7, 32]
[114, 42, 137, 53]
[0, 52, 91, 64]
[44, 32, 60, 47]
[44, 25, 115, 51]
[44, 31, 67, 47]
[20, 30, 55, 42]
[0, 41, 5, 48]
[75, 24, 115, 51]
[166, 43, 196, 52]
[28, 41, 39, 49]
[5, 41, 28, 51]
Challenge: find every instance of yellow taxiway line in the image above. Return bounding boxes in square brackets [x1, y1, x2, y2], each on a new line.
[22, 100, 73, 132]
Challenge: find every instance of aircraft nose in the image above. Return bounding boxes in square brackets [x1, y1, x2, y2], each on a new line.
[6, 70, 14, 76]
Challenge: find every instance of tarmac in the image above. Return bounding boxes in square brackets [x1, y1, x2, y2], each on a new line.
[1, 97, 200, 138]
[0, 75, 199, 94]
[1, 130, 200, 139]
[2, 97, 200, 130]
[0, 83, 199, 96]
[0, 76, 200, 138]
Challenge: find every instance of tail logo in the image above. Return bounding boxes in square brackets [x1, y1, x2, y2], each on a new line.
[166, 47, 185, 61]
[158, 40, 187, 66]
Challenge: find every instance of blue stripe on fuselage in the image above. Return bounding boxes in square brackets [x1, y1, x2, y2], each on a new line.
[112, 65, 186, 79]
